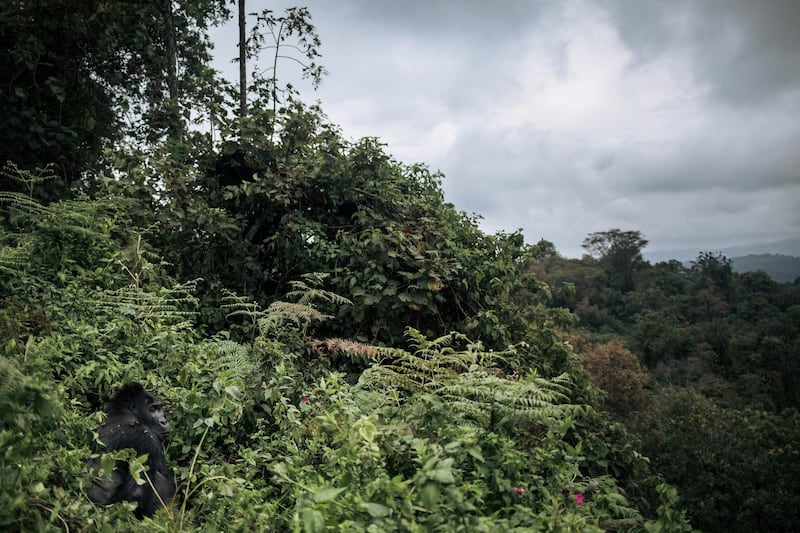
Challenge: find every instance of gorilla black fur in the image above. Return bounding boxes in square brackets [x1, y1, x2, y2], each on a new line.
[88, 383, 175, 518]
[215, 149, 257, 187]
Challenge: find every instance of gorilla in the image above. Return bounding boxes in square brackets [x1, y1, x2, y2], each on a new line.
[88, 383, 175, 518]
[215, 149, 257, 187]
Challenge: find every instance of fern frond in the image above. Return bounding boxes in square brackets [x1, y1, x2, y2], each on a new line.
[222, 290, 263, 317]
[0, 237, 32, 275]
[97, 279, 199, 328]
[220, 275, 351, 339]
[358, 329, 584, 430]
[258, 301, 332, 336]
[311, 338, 399, 361]
[1, 172, 126, 257]
[438, 370, 579, 425]
[1, 162, 57, 196]
[208, 340, 260, 385]
[359, 366, 430, 393]
[0, 191, 50, 217]
[404, 327, 463, 353]
[286, 273, 352, 307]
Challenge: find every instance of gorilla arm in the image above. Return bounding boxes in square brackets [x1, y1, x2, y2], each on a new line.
[87, 417, 168, 503]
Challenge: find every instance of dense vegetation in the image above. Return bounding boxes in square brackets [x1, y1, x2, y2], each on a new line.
[534, 235, 800, 532]
[1, 2, 793, 531]
[0, 124, 687, 530]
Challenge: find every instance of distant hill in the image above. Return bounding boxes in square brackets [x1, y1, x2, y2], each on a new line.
[730, 254, 800, 284]
[643, 238, 800, 283]
[644, 238, 800, 264]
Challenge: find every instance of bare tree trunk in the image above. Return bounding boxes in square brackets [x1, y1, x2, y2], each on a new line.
[154, 0, 183, 141]
[238, 0, 247, 119]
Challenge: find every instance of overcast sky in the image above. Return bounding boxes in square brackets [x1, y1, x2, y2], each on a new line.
[211, 0, 800, 258]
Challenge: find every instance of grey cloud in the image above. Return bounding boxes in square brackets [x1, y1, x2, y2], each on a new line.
[612, 116, 800, 195]
[334, 0, 552, 39]
[605, 0, 800, 106]
[691, 0, 800, 105]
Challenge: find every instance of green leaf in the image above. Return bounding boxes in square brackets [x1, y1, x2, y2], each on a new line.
[312, 486, 345, 503]
[429, 465, 455, 484]
[420, 483, 440, 508]
[100, 454, 116, 474]
[300, 508, 325, 533]
[467, 446, 485, 462]
[357, 418, 377, 442]
[361, 502, 391, 517]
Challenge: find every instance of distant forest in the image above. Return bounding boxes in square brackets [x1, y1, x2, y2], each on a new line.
[535, 236, 800, 531]
[731, 253, 800, 283]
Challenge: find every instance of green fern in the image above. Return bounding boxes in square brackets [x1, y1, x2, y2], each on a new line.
[359, 328, 584, 427]
[1, 162, 57, 197]
[0, 190, 49, 218]
[440, 370, 583, 426]
[221, 289, 262, 316]
[258, 301, 332, 335]
[97, 279, 199, 329]
[0, 165, 127, 276]
[0, 235, 32, 275]
[285, 272, 352, 308]
[359, 327, 502, 392]
[223, 273, 351, 337]
[0, 187, 123, 241]
[207, 340, 261, 386]
[0, 166, 48, 275]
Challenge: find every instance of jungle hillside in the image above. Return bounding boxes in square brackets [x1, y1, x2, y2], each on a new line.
[1, 2, 797, 532]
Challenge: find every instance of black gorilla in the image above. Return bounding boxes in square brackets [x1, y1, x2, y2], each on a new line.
[88, 383, 175, 518]
[215, 149, 257, 187]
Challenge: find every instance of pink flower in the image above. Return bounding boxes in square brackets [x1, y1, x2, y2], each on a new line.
[515, 487, 526, 494]
[300, 397, 308, 404]
[575, 493, 585, 506]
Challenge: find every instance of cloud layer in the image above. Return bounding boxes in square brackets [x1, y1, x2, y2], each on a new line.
[212, 0, 800, 257]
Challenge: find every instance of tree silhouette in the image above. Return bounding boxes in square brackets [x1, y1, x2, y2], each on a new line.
[581, 229, 649, 292]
